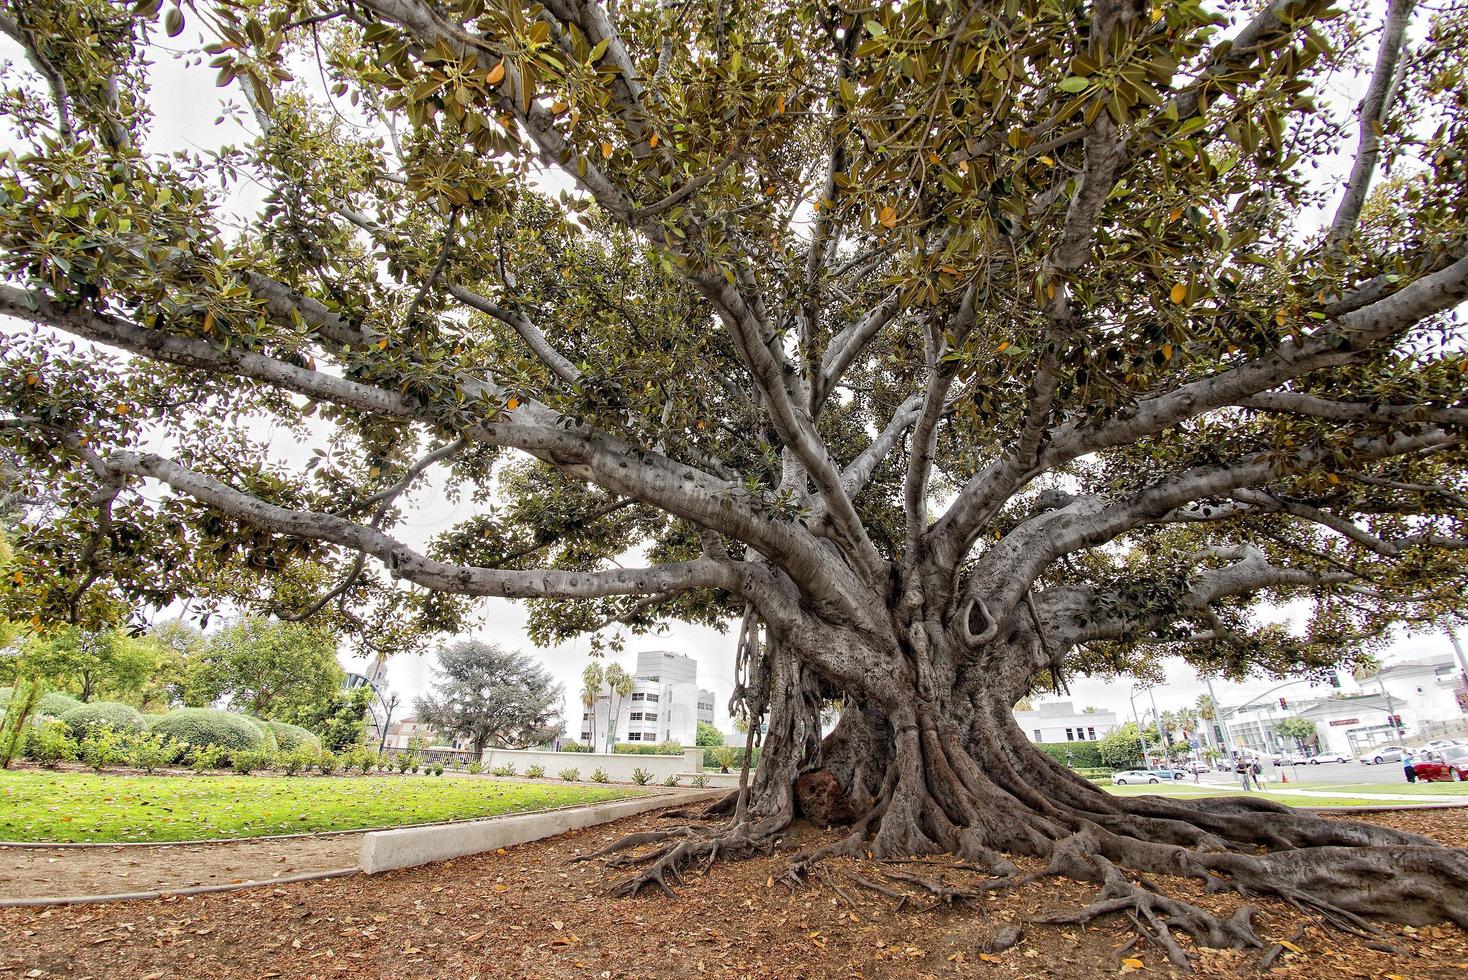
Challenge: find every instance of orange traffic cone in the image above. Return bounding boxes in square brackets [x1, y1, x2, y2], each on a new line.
[1281, 771, 1288, 783]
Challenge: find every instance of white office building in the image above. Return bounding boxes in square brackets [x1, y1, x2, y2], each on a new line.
[579, 650, 718, 749]
[1013, 700, 1120, 743]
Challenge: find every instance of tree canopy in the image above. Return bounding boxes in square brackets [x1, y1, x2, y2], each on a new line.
[413, 638, 563, 753]
[182, 616, 344, 719]
[0, 0, 1466, 952]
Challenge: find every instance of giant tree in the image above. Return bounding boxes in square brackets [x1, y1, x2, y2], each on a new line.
[1, 0, 1467, 958]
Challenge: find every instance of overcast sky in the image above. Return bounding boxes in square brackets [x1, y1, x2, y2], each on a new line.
[3, 7, 1464, 740]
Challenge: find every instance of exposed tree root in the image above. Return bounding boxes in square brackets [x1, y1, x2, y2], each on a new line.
[602, 820, 784, 898]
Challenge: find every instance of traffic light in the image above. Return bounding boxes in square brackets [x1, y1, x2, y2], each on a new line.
[1329, 673, 1342, 689]
[1278, 697, 1288, 710]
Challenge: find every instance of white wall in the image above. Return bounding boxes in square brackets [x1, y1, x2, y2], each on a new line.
[481, 747, 705, 784]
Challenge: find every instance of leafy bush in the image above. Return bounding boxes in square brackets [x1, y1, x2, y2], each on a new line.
[0, 682, 43, 767]
[695, 721, 725, 747]
[24, 719, 78, 768]
[662, 774, 681, 787]
[79, 727, 129, 772]
[558, 741, 590, 752]
[265, 721, 321, 752]
[491, 763, 517, 777]
[151, 708, 267, 758]
[690, 774, 709, 788]
[125, 731, 184, 773]
[590, 767, 609, 783]
[559, 767, 580, 781]
[315, 750, 339, 775]
[240, 716, 281, 753]
[706, 745, 761, 771]
[525, 764, 545, 778]
[430, 762, 444, 776]
[231, 747, 276, 775]
[375, 752, 391, 772]
[344, 746, 375, 774]
[282, 744, 319, 776]
[1074, 766, 1114, 780]
[467, 759, 483, 775]
[394, 753, 412, 773]
[409, 757, 421, 774]
[189, 744, 227, 771]
[60, 701, 146, 739]
[631, 767, 652, 785]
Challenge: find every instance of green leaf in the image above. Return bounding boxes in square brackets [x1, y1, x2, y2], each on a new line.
[1057, 76, 1089, 94]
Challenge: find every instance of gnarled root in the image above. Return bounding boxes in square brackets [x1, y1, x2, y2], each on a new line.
[592, 818, 786, 898]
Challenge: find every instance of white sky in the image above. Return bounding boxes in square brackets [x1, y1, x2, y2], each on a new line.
[3, 6, 1464, 740]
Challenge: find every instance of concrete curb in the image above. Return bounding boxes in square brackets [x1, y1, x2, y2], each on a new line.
[359, 789, 723, 874]
[1302, 801, 1468, 813]
[0, 789, 658, 849]
[0, 867, 360, 908]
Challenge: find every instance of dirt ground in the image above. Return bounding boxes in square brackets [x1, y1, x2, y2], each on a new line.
[0, 834, 363, 899]
[1, 805, 1465, 979]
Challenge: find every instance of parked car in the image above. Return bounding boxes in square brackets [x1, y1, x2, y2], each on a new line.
[1305, 752, 1351, 764]
[1272, 751, 1311, 766]
[1146, 768, 1188, 781]
[1112, 769, 1162, 785]
[1423, 738, 1466, 752]
[1358, 745, 1407, 765]
[1413, 747, 1468, 782]
[1183, 761, 1212, 775]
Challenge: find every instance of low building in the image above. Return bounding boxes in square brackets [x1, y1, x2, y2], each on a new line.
[382, 717, 465, 752]
[1012, 701, 1119, 743]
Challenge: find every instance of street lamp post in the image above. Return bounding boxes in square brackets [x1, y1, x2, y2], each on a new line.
[1128, 684, 1152, 766]
[378, 693, 399, 754]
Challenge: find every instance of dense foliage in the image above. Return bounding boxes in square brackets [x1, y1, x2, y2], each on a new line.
[414, 639, 563, 755]
[58, 700, 144, 738]
[148, 706, 268, 756]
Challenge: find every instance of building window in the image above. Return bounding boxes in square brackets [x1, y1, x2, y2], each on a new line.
[580, 731, 591, 741]
[631, 693, 644, 701]
[1033, 729, 1042, 741]
[646, 694, 659, 702]
[644, 712, 658, 721]
[627, 732, 641, 741]
[1087, 727, 1096, 740]
[629, 712, 642, 720]
[1066, 728, 1075, 741]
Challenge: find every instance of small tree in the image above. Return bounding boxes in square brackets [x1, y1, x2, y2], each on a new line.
[1276, 718, 1319, 752]
[184, 618, 343, 721]
[695, 721, 724, 747]
[414, 640, 563, 760]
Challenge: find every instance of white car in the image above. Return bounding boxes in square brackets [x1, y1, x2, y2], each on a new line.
[1423, 738, 1466, 752]
[1358, 745, 1407, 765]
[1112, 769, 1162, 785]
[1305, 752, 1350, 764]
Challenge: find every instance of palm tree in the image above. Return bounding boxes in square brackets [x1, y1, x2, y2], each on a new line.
[1196, 694, 1219, 749]
[604, 663, 633, 751]
[581, 662, 605, 750]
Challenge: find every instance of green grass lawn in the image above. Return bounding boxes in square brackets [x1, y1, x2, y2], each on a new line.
[0, 770, 642, 843]
[1296, 781, 1468, 796]
[1103, 783, 1454, 807]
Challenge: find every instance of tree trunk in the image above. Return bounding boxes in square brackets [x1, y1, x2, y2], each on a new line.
[585, 589, 1468, 961]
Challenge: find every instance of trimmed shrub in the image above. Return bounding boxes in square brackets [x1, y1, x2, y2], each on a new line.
[430, 762, 444, 776]
[467, 760, 483, 775]
[150, 708, 267, 757]
[491, 763, 517, 777]
[240, 716, 281, 753]
[558, 741, 590, 752]
[60, 701, 145, 739]
[613, 741, 684, 756]
[265, 721, 321, 752]
[631, 767, 652, 785]
[1032, 741, 1104, 769]
[24, 719, 78, 768]
[559, 767, 580, 781]
[661, 774, 681, 787]
[36, 692, 84, 717]
[590, 767, 609, 783]
[525, 764, 545, 778]
[690, 773, 709, 788]
[315, 750, 339, 775]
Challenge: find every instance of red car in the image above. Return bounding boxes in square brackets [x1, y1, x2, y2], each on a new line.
[1412, 747, 1468, 782]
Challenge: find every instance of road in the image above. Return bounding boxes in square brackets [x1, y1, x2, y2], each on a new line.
[1184, 761, 1433, 788]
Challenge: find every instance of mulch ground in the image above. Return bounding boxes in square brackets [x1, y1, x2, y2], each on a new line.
[1, 806, 1465, 979]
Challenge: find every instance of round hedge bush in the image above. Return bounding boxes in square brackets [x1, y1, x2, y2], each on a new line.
[265, 721, 320, 752]
[60, 701, 146, 738]
[240, 715, 281, 752]
[36, 692, 84, 717]
[149, 708, 267, 755]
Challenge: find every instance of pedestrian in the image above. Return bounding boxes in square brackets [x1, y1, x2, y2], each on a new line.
[1237, 759, 1252, 791]
[1403, 749, 1417, 783]
[1250, 760, 1263, 790]
[1065, 750, 1075, 768]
